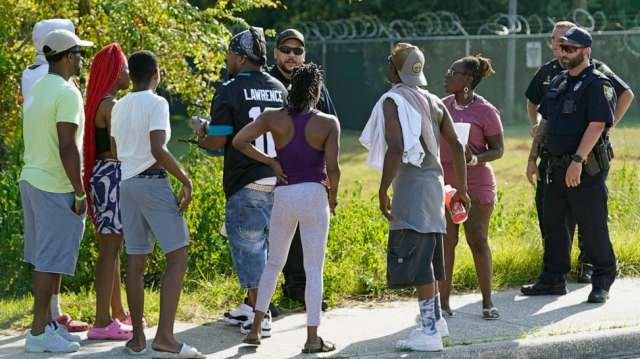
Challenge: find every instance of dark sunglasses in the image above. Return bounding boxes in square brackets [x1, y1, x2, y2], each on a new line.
[69, 49, 87, 57]
[559, 44, 585, 54]
[557, 79, 568, 94]
[445, 68, 467, 78]
[278, 46, 304, 55]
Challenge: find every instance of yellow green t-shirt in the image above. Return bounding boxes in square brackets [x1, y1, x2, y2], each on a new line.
[20, 74, 85, 193]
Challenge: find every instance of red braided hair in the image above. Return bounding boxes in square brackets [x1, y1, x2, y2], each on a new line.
[83, 43, 125, 225]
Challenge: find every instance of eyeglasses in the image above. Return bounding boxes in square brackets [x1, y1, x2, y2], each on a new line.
[445, 68, 467, 78]
[551, 36, 564, 43]
[69, 49, 87, 57]
[559, 44, 585, 54]
[278, 46, 304, 55]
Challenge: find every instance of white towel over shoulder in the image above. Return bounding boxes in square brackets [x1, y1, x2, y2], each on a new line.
[359, 92, 424, 173]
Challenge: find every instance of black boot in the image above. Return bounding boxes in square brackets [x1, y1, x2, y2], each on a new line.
[577, 263, 594, 284]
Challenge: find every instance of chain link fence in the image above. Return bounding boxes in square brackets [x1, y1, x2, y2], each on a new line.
[262, 10, 640, 130]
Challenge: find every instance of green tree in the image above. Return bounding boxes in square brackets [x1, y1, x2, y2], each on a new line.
[0, 0, 281, 295]
[0, 0, 281, 153]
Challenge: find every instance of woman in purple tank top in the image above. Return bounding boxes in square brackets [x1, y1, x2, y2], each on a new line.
[233, 63, 341, 353]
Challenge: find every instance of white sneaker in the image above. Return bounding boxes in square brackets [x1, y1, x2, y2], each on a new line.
[396, 328, 443, 352]
[240, 310, 272, 338]
[224, 302, 254, 325]
[51, 321, 81, 342]
[436, 317, 449, 337]
[25, 324, 80, 353]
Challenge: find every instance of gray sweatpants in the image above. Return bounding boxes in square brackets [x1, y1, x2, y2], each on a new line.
[255, 183, 330, 326]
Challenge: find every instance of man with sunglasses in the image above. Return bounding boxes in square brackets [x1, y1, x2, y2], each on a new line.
[268, 29, 337, 311]
[522, 27, 617, 304]
[21, 19, 94, 337]
[20, 29, 94, 353]
[524, 21, 633, 284]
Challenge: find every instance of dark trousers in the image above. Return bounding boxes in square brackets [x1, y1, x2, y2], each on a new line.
[281, 225, 306, 302]
[539, 166, 616, 291]
[536, 160, 590, 265]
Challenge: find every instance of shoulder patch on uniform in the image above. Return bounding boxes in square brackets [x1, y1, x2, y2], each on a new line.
[597, 63, 613, 76]
[603, 85, 614, 101]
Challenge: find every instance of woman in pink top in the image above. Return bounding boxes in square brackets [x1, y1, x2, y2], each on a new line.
[439, 55, 504, 320]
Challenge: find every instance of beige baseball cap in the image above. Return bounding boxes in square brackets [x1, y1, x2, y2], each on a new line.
[43, 29, 93, 55]
[390, 43, 427, 86]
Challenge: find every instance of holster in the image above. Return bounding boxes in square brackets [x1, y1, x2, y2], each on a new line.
[539, 145, 549, 164]
[584, 151, 601, 176]
[584, 135, 613, 176]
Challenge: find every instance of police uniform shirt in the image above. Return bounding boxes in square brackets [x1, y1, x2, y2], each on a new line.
[268, 65, 338, 117]
[538, 63, 616, 157]
[209, 71, 288, 198]
[526, 58, 629, 105]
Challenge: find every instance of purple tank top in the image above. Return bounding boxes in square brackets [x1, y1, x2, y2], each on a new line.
[275, 107, 327, 187]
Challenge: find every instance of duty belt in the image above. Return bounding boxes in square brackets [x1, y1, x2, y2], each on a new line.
[548, 155, 572, 168]
[244, 182, 274, 193]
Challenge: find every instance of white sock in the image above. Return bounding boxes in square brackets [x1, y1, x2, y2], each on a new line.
[50, 294, 63, 319]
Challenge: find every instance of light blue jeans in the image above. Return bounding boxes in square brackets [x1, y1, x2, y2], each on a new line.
[225, 187, 274, 289]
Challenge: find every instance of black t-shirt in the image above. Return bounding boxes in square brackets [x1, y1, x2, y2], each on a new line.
[209, 71, 288, 198]
[539, 64, 616, 156]
[268, 65, 338, 117]
[525, 58, 629, 105]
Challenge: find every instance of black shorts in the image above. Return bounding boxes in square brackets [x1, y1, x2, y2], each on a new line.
[386, 229, 445, 289]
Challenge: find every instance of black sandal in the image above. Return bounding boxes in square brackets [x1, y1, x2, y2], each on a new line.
[242, 334, 261, 346]
[302, 337, 336, 354]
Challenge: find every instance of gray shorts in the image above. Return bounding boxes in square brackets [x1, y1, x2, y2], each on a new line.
[19, 181, 86, 275]
[120, 177, 189, 255]
[386, 229, 445, 289]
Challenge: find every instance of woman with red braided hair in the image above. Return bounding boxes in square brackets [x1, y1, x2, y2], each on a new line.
[83, 43, 137, 340]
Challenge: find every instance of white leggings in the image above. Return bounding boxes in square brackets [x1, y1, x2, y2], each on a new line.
[255, 182, 330, 326]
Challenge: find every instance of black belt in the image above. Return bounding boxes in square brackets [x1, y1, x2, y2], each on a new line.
[136, 169, 168, 178]
[548, 155, 572, 168]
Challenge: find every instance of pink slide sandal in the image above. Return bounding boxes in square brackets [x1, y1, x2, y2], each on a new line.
[87, 319, 133, 340]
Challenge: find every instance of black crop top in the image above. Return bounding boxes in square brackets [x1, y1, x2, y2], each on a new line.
[95, 127, 111, 154]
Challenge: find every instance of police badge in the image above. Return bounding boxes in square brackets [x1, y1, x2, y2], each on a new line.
[603, 85, 614, 101]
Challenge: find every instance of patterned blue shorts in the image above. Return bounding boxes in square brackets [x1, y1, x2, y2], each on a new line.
[89, 159, 123, 235]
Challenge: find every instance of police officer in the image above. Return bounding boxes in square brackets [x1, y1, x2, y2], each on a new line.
[269, 29, 337, 311]
[521, 27, 617, 303]
[525, 21, 633, 284]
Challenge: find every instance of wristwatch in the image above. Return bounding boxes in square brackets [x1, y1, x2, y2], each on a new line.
[572, 154, 585, 164]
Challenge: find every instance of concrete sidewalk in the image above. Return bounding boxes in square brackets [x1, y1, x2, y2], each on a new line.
[2, 278, 640, 359]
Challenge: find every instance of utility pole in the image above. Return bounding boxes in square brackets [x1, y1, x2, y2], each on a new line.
[504, 0, 517, 124]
